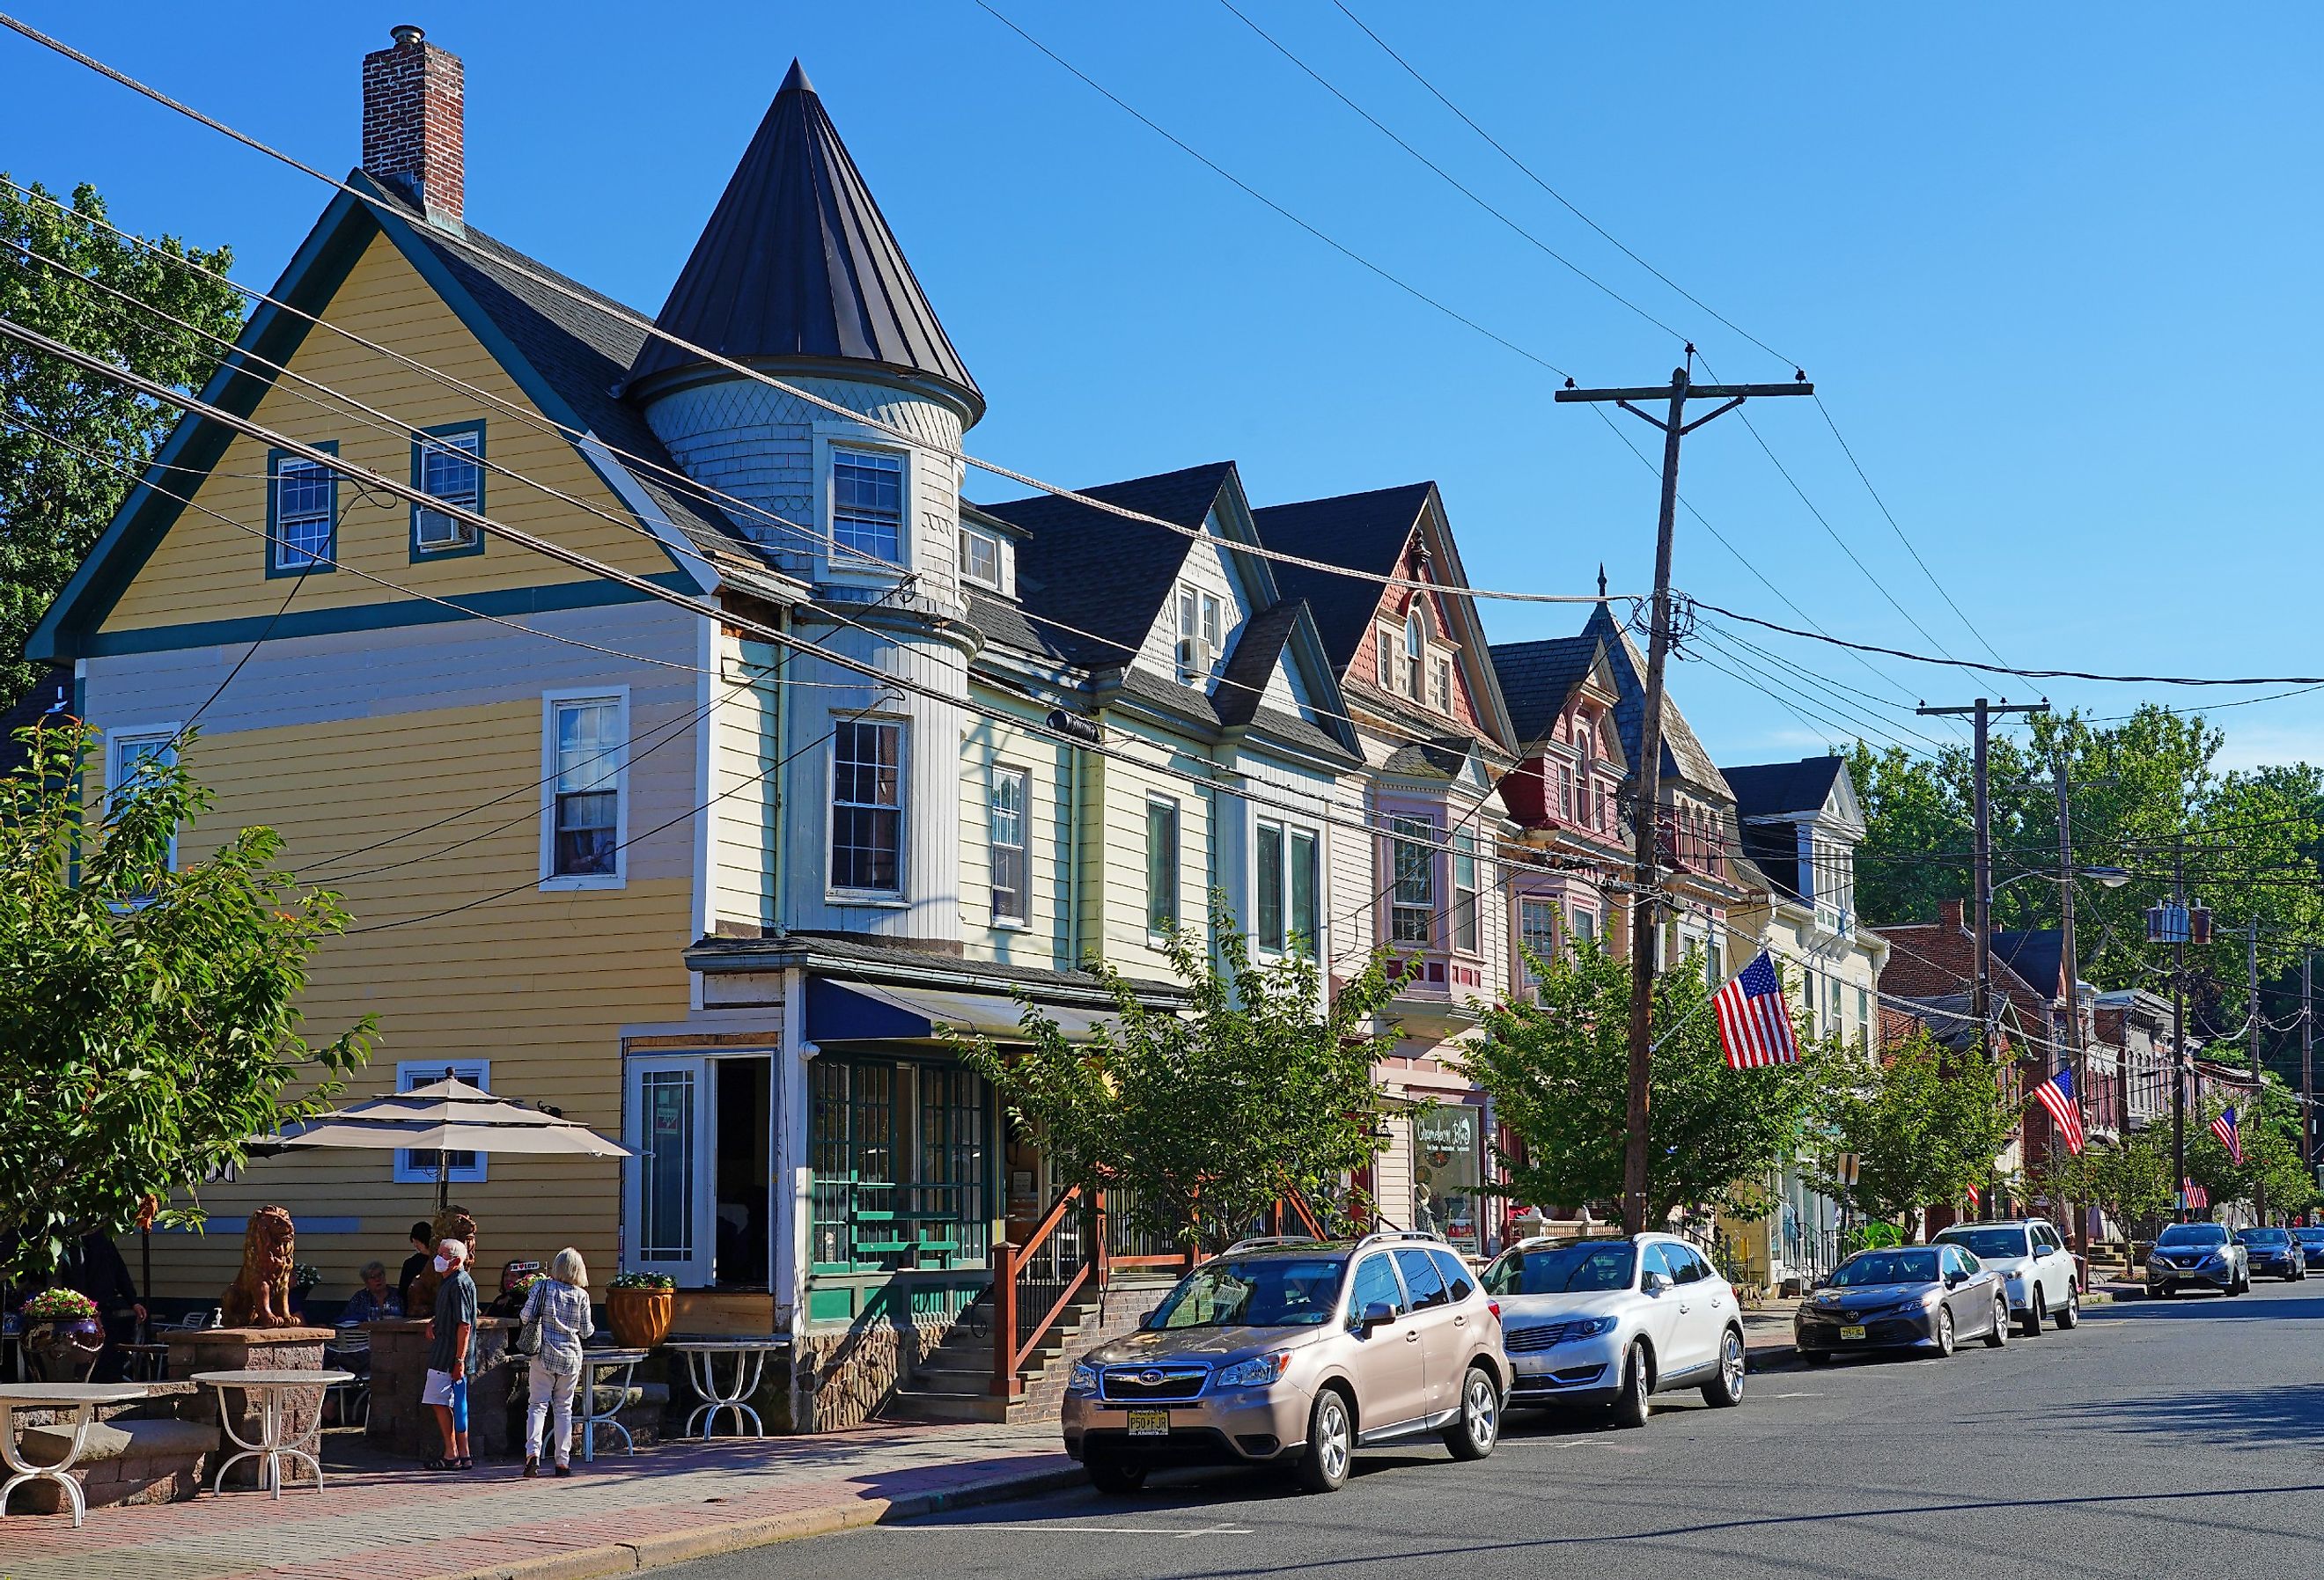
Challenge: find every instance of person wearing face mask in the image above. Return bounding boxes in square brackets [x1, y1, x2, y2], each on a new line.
[419, 1239, 476, 1471]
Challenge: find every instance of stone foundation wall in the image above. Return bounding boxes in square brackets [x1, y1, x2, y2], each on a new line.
[796, 1312, 956, 1432]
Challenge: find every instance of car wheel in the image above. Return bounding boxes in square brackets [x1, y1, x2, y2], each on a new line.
[2020, 1288, 2045, 1338]
[2159, 1282, 2176, 1299]
[1701, 1326, 1747, 1407]
[1984, 1296, 2010, 1348]
[1931, 1307, 1956, 1357]
[2056, 1282, 2080, 1330]
[1799, 1349, 1832, 1366]
[1086, 1455, 1146, 1495]
[1441, 1366, 1500, 1460]
[1610, 1341, 1651, 1428]
[1293, 1386, 1354, 1494]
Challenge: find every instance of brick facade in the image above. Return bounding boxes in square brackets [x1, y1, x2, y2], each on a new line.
[361, 26, 463, 225]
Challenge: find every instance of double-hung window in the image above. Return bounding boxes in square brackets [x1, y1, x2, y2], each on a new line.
[411, 424, 483, 555]
[1289, 828, 1318, 952]
[1430, 657, 1452, 715]
[1555, 761, 1575, 821]
[107, 726, 180, 878]
[1404, 611, 1424, 697]
[1570, 906, 1597, 947]
[831, 448, 904, 562]
[1145, 797, 1180, 935]
[1519, 899, 1557, 987]
[959, 522, 1001, 588]
[268, 446, 337, 573]
[544, 694, 624, 882]
[1390, 814, 1436, 945]
[1256, 819, 1286, 951]
[830, 720, 904, 893]
[989, 766, 1028, 924]
[1254, 821, 1320, 954]
[1376, 628, 1398, 689]
[1452, 830, 1481, 952]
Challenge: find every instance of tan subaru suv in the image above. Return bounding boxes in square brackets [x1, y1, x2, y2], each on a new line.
[1060, 1231, 1508, 1494]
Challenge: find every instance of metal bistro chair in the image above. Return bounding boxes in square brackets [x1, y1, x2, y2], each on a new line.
[322, 1331, 371, 1429]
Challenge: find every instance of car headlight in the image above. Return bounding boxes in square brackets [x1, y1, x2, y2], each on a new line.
[1568, 1315, 1620, 1340]
[1067, 1361, 1099, 1394]
[1215, 1351, 1293, 1390]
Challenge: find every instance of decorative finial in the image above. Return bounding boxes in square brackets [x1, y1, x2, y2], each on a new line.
[1597, 563, 1607, 599]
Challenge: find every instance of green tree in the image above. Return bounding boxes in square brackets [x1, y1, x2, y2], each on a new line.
[1814, 1030, 2017, 1238]
[1461, 942, 1828, 1227]
[2188, 1081, 2316, 1222]
[0, 722, 373, 1284]
[2, 178, 244, 700]
[2026, 1131, 2174, 1242]
[952, 907, 1403, 1252]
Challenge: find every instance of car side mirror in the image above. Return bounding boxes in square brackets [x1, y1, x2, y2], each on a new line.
[1644, 1270, 1673, 1296]
[1357, 1300, 1396, 1335]
[1945, 1271, 1965, 1288]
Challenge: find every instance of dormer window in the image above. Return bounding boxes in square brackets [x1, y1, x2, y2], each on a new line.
[959, 522, 1001, 589]
[831, 447, 904, 562]
[1177, 584, 1224, 685]
[1404, 609, 1424, 697]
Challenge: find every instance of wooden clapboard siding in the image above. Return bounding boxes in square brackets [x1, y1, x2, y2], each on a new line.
[957, 701, 1071, 971]
[101, 230, 683, 637]
[1087, 735, 1211, 979]
[710, 634, 779, 932]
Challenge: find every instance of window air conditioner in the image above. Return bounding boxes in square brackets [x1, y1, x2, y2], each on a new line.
[1177, 636, 1216, 684]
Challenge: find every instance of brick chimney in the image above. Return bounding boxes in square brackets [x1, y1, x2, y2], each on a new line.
[362, 25, 463, 228]
[1938, 899, 1965, 930]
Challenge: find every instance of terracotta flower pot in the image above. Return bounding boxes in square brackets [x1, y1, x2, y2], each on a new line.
[25, 1318, 104, 1381]
[607, 1286, 673, 1349]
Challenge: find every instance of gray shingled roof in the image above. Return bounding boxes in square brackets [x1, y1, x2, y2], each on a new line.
[1214, 599, 1307, 729]
[1725, 758, 1845, 821]
[625, 62, 979, 414]
[1489, 635, 1600, 746]
[1249, 484, 1434, 669]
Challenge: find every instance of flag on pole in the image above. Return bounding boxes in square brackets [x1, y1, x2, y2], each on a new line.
[2032, 1067, 2086, 1155]
[2211, 1106, 2242, 1165]
[2183, 1178, 2210, 1210]
[1964, 1181, 1982, 1210]
[1714, 951, 1800, 1069]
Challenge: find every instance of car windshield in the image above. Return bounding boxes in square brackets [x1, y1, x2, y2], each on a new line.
[2244, 1228, 2289, 1245]
[1828, 1250, 1940, 1287]
[1935, 1227, 2031, 1260]
[2298, 1229, 2324, 1241]
[2157, 1224, 2228, 1247]
[1149, 1257, 1346, 1329]
[1483, 1240, 1636, 1295]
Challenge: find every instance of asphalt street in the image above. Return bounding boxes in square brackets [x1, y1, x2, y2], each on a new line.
[666, 1278, 2324, 1580]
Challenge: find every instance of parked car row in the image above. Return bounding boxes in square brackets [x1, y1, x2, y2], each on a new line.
[1059, 1227, 1746, 1495]
[1795, 1217, 2083, 1363]
[2144, 1220, 2316, 1296]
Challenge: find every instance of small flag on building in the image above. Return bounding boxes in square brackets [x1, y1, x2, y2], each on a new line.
[2033, 1067, 2085, 1155]
[1965, 1181, 1982, 1210]
[2211, 1106, 2242, 1165]
[2183, 1178, 2210, 1210]
[1714, 951, 1800, 1069]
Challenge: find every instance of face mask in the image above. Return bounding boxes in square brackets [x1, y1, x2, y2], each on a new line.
[432, 1255, 451, 1274]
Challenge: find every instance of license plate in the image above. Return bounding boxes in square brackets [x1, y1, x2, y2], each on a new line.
[1126, 1408, 1169, 1437]
[1840, 1325, 1866, 1341]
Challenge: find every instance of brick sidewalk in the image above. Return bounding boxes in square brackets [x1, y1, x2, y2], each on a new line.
[0, 1422, 1077, 1580]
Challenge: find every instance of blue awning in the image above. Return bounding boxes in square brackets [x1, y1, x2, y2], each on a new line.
[805, 979, 1120, 1047]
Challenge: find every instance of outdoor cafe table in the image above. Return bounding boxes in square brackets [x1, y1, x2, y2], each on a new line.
[572, 1347, 651, 1461]
[664, 1338, 785, 1440]
[192, 1368, 351, 1500]
[0, 1381, 149, 1527]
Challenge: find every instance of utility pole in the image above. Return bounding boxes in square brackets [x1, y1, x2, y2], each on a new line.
[2050, 757, 2089, 1260]
[1555, 359, 1813, 1236]
[2304, 950, 2315, 1171]
[2172, 841, 2189, 1221]
[2247, 919, 2261, 1080]
[1917, 699, 2048, 1048]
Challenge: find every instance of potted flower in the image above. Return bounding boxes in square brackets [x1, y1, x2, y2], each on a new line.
[19, 1290, 103, 1381]
[290, 1262, 323, 1319]
[607, 1272, 676, 1348]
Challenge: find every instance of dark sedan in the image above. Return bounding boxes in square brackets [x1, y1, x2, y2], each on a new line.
[2241, 1227, 2306, 1282]
[1796, 1244, 2010, 1362]
[2297, 1226, 2324, 1270]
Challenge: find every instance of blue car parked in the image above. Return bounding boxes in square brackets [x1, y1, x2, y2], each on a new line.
[2240, 1226, 2307, 1282]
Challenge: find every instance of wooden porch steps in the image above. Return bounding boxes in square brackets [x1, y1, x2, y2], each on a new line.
[881, 1281, 1175, 1427]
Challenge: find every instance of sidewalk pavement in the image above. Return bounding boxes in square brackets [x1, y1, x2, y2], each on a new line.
[0, 1422, 1080, 1580]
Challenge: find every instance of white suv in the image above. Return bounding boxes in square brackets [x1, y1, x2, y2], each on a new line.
[1931, 1217, 2080, 1335]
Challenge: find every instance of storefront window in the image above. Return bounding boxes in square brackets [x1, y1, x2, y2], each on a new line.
[1413, 1106, 1482, 1253]
[811, 1057, 990, 1275]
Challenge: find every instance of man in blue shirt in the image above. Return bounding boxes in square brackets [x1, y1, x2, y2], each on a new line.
[420, 1239, 476, 1470]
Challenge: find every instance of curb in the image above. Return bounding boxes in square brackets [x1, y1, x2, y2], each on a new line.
[435, 1460, 1085, 1580]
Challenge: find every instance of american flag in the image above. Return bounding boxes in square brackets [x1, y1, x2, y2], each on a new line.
[2211, 1106, 2242, 1165]
[2183, 1178, 2210, 1210]
[1715, 951, 1799, 1069]
[2033, 1067, 2085, 1155]
[1964, 1182, 1982, 1210]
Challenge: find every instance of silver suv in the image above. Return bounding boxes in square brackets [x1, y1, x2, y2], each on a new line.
[1060, 1231, 1509, 1494]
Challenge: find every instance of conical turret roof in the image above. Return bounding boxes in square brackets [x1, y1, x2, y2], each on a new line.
[626, 61, 980, 415]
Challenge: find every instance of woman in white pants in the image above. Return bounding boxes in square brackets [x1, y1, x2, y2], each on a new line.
[522, 1247, 596, 1476]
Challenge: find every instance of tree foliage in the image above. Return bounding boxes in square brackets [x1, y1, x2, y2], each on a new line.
[2027, 1131, 2174, 1240]
[0, 722, 373, 1283]
[1813, 1029, 2017, 1237]
[1462, 942, 1828, 1227]
[953, 907, 1403, 1251]
[2188, 1079, 2316, 1221]
[2, 178, 244, 700]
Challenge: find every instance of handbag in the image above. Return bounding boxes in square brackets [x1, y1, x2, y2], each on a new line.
[513, 1282, 545, 1359]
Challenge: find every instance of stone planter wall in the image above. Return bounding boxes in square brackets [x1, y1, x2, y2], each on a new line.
[364, 1317, 518, 1459]
[163, 1326, 330, 1488]
[796, 1317, 945, 1432]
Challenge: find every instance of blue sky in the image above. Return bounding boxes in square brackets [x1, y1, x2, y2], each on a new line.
[6, 4, 2319, 771]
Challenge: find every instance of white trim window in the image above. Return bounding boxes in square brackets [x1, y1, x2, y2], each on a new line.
[830, 718, 905, 894]
[960, 521, 1002, 589]
[1518, 898, 1557, 988]
[1430, 656, 1452, 715]
[1403, 610, 1424, 697]
[1452, 830, 1481, 953]
[394, 1060, 489, 1184]
[831, 447, 904, 562]
[271, 455, 335, 570]
[106, 724, 181, 876]
[1146, 795, 1180, 937]
[1257, 820, 1320, 954]
[541, 692, 627, 886]
[414, 428, 483, 551]
[1570, 905, 1598, 949]
[1375, 628, 1398, 690]
[1389, 813, 1436, 945]
[989, 765, 1029, 925]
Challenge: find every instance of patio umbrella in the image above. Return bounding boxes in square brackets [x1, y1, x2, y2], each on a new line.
[271, 1075, 629, 1208]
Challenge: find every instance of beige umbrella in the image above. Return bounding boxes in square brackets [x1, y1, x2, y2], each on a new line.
[274, 1075, 628, 1208]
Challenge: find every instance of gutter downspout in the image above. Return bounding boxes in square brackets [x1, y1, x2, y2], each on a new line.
[1066, 734, 1083, 967]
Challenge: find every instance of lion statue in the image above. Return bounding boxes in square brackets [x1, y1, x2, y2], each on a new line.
[220, 1205, 298, 1328]
[404, 1206, 478, 1319]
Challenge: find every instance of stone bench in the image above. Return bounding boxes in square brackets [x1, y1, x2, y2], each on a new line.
[15, 1417, 221, 1511]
